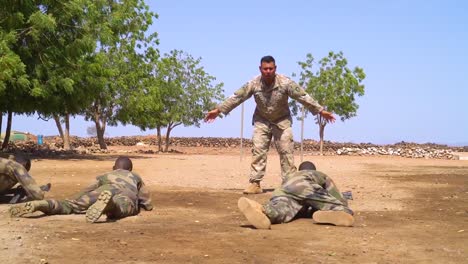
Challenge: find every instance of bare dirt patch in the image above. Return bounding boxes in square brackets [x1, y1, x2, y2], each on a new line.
[0, 148, 467, 263]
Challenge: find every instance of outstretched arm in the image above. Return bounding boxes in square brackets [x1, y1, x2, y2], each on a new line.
[138, 181, 153, 211]
[288, 81, 335, 123]
[204, 108, 221, 123]
[318, 109, 336, 123]
[9, 164, 44, 200]
[204, 82, 253, 123]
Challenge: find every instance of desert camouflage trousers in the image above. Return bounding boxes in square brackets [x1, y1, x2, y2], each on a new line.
[250, 122, 296, 182]
[41, 185, 138, 219]
[263, 174, 353, 224]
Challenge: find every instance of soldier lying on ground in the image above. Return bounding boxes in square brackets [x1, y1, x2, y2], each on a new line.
[0, 155, 50, 204]
[9, 156, 153, 223]
[238, 161, 354, 229]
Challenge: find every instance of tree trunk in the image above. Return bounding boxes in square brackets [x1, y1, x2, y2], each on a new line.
[94, 115, 107, 150]
[63, 113, 71, 150]
[164, 126, 172, 152]
[0, 112, 2, 131]
[156, 126, 162, 152]
[53, 114, 65, 144]
[319, 124, 325, 155]
[317, 115, 327, 155]
[1, 111, 13, 150]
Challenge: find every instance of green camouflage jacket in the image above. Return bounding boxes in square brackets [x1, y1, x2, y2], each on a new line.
[0, 157, 44, 199]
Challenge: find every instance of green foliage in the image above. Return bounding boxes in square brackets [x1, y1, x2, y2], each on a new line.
[130, 50, 224, 150]
[296, 51, 366, 122]
[293, 51, 366, 153]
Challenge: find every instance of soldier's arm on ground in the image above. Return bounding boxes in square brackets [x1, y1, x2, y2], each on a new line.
[7, 163, 44, 200]
[286, 80, 323, 115]
[137, 181, 153, 211]
[216, 82, 254, 114]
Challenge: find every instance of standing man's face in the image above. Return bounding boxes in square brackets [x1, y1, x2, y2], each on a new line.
[259, 61, 276, 84]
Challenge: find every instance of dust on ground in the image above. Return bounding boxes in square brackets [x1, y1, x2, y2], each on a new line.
[0, 146, 467, 263]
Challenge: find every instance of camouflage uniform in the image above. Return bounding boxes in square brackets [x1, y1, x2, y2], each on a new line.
[0, 157, 44, 200]
[263, 170, 353, 224]
[30, 169, 152, 219]
[217, 74, 323, 182]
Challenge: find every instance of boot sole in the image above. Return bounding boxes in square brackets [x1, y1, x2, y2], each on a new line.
[86, 190, 113, 223]
[242, 190, 263, 194]
[312, 210, 355, 227]
[9, 202, 35, 217]
[242, 186, 263, 194]
[237, 197, 271, 229]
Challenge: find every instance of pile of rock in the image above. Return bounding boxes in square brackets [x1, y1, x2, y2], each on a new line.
[2, 136, 465, 160]
[335, 146, 455, 159]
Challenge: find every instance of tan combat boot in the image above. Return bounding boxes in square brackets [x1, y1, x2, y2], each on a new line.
[86, 190, 113, 223]
[242, 182, 263, 194]
[312, 210, 355, 227]
[9, 200, 49, 217]
[237, 197, 271, 229]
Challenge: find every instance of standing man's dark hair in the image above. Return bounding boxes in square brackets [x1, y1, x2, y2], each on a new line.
[298, 161, 316, 171]
[113, 156, 133, 171]
[14, 155, 31, 172]
[260, 55, 276, 64]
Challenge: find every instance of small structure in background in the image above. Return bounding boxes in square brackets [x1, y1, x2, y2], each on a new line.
[0, 131, 35, 143]
[37, 135, 44, 145]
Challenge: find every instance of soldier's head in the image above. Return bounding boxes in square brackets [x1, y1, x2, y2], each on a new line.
[298, 161, 316, 171]
[14, 155, 31, 171]
[259, 55, 277, 84]
[113, 156, 133, 171]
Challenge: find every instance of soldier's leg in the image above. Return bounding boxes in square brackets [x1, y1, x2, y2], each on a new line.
[272, 126, 296, 182]
[105, 194, 138, 220]
[244, 122, 273, 194]
[263, 196, 304, 224]
[283, 178, 353, 214]
[237, 197, 271, 229]
[282, 178, 354, 226]
[9, 199, 75, 217]
[250, 122, 273, 182]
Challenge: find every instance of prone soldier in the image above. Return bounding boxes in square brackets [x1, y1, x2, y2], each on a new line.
[238, 161, 354, 229]
[9, 156, 153, 223]
[0, 155, 49, 204]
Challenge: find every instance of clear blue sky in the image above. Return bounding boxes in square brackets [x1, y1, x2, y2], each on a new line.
[6, 0, 468, 145]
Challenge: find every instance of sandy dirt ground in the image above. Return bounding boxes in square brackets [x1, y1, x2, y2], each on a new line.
[0, 146, 467, 263]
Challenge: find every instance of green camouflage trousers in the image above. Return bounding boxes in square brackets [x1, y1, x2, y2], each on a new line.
[40, 185, 138, 219]
[250, 121, 296, 182]
[263, 171, 353, 224]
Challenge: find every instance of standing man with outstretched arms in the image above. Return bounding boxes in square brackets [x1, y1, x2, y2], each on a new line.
[205, 55, 335, 194]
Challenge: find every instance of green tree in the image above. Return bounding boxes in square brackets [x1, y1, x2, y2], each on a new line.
[130, 50, 224, 152]
[295, 51, 366, 154]
[0, 0, 101, 149]
[80, 0, 159, 150]
[0, 2, 39, 148]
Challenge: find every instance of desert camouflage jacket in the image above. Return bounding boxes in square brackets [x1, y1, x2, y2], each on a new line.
[0, 157, 44, 199]
[217, 74, 323, 129]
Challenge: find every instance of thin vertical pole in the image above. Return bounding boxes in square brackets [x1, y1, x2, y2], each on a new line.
[240, 102, 244, 162]
[300, 107, 305, 162]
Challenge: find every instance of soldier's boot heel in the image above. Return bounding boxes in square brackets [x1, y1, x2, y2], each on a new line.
[237, 197, 271, 229]
[9, 202, 36, 217]
[312, 210, 355, 227]
[242, 182, 263, 194]
[86, 190, 113, 223]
